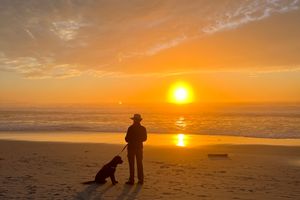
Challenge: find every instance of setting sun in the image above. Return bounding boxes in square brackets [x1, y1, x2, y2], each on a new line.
[174, 88, 188, 102]
[168, 82, 194, 104]
[1, 1, 300, 199]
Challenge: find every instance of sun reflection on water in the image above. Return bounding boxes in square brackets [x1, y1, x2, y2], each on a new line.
[175, 117, 186, 129]
[176, 133, 187, 147]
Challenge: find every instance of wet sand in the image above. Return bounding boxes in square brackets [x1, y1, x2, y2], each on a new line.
[1, 138, 300, 199]
[1, 132, 300, 147]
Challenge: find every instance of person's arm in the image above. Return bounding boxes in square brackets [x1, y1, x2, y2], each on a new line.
[125, 127, 130, 143]
[142, 127, 147, 142]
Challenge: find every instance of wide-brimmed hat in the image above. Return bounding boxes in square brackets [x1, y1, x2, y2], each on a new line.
[130, 114, 142, 121]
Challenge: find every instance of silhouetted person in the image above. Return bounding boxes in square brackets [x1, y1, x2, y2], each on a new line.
[125, 114, 147, 185]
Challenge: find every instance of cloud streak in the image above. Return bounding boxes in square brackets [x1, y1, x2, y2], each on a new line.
[0, 0, 299, 78]
[202, 0, 299, 34]
[0, 53, 81, 79]
[51, 20, 88, 41]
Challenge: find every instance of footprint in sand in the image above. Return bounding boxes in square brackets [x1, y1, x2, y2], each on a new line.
[151, 161, 164, 165]
[173, 188, 182, 191]
[19, 158, 30, 164]
[213, 170, 226, 174]
[26, 185, 37, 195]
[160, 164, 170, 169]
[85, 164, 97, 167]
[198, 194, 208, 198]
[172, 168, 184, 172]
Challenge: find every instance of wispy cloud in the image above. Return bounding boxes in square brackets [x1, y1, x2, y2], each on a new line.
[51, 20, 88, 41]
[0, 53, 81, 79]
[145, 35, 188, 56]
[202, 0, 299, 34]
[0, 0, 299, 78]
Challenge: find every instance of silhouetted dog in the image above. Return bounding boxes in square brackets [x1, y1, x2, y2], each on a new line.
[82, 156, 123, 185]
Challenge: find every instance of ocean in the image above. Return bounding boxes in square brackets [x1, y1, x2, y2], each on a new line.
[0, 103, 299, 139]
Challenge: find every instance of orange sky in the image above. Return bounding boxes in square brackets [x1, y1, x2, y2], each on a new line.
[0, 1, 300, 104]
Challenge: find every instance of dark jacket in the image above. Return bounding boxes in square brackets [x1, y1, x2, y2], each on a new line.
[125, 123, 147, 149]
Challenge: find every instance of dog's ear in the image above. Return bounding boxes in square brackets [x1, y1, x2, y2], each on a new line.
[112, 156, 121, 164]
[118, 157, 123, 164]
[114, 156, 120, 160]
[113, 156, 123, 164]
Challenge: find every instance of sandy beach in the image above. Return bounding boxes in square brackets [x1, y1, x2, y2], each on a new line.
[1, 136, 300, 200]
[2, 0, 300, 199]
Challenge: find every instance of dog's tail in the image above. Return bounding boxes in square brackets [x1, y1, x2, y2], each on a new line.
[81, 180, 96, 185]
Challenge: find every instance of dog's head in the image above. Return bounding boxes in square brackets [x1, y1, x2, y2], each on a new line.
[112, 156, 123, 165]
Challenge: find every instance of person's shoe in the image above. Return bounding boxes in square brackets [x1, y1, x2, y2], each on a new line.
[137, 180, 144, 185]
[125, 181, 134, 185]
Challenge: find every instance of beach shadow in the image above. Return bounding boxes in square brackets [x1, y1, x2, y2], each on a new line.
[74, 183, 99, 199]
[116, 184, 142, 200]
[127, 185, 142, 200]
[74, 183, 113, 200]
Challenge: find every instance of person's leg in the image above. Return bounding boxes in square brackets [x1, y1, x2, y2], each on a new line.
[127, 149, 135, 183]
[136, 148, 144, 183]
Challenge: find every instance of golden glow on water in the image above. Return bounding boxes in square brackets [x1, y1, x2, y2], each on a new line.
[1, 132, 300, 147]
[176, 133, 187, 147]
[175, 117, 186, 129]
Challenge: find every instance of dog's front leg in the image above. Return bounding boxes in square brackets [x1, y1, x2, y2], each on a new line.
[110, 173, 118, 185]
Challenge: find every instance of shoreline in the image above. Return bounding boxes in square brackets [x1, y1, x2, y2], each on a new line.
[1, 131, 300, 147]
